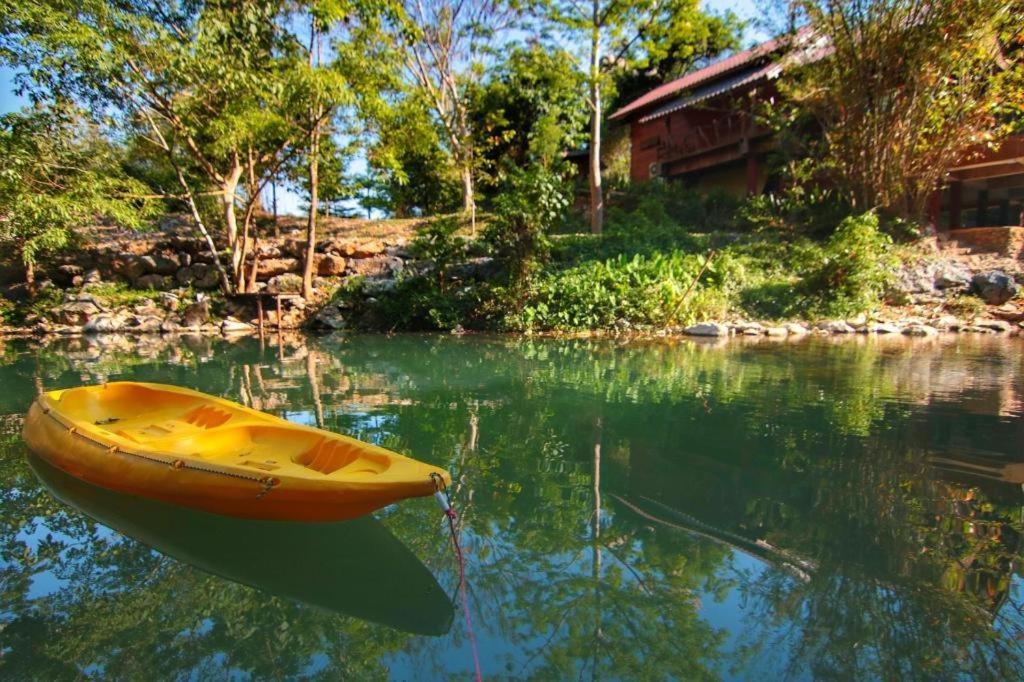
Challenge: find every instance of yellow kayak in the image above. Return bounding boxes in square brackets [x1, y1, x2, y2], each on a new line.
[22, 382, 451, 521]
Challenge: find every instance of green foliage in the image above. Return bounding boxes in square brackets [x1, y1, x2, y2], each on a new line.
[484, 164, 572, 287]
[943, 294, 987, 318]
[469, 44, 588, 192]
[802, 212, 897, 317]
[509, 251, 732, 330]
[410, 216, 469, 293]
[776, 0, 1022, 219]
[83, 281, 162, 308]
[0, 106, 155, 283]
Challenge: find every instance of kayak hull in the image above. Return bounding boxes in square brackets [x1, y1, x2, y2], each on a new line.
[22, 383, 450, 522]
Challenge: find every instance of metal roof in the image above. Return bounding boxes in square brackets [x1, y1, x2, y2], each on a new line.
[608, 27, 814, 122]
[636, 63, 783, 123]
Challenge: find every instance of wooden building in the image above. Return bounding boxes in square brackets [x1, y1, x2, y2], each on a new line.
[609, 32, 1024, 229]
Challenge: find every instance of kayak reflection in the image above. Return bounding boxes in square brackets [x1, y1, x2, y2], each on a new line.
[28, 452, 454, 636]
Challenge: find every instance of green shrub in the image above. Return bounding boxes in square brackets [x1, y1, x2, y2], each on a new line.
[802, 212, 896, 317]
[484, 165, 571, 288]
[737, 186, 852, 235]
[410, 216, 468, 293]
[509, 250, 734, 331]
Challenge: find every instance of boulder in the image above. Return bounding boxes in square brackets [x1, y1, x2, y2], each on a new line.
[266, 273, 303, 294]
[785, 323, 809, 335]
[347, 256, 394, 278]
[933, 315, 962, 331]
[863, 322, 902, 334]
[684, 322, 730, 337]
[83, 313, 126, 334]
[933, 265, 971, 290]
[362, 277, 397, 294]
[181, 300, 210, 328]
[351, 240, 385, 258]
[54, 264, 84, 287]
[903, 324, 939, 337]
[176, 263, 220, 290]
[316, 254, 347, 277]
[971, 271, 1020, 305]
[111, 255, 146, 282]
[257, 257, 300, 279]
[159, 319, 182, 334]
[220, 316, 253, 334]
[53, 300, 101, 326]
[134, 274, 173, 290]
[765, 326, 789, 337]
[131, 316, 164, 333]
[314, 305, 346, 330]
[139, 254, 181, 276]
[82, 269, 102, 285]
[974, 319, 1012, 333]
[815, 320, 856, 334]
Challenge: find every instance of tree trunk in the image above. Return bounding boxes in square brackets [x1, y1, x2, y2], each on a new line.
[24, 257, 35, 294]
[222, 162, 244, 289]
[303, 123, 319, 301]
[589, 8, 604, 235]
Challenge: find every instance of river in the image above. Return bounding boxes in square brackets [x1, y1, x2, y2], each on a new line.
[1, 332, 1023, 679]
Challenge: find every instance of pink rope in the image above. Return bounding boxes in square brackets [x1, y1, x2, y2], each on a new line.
[445, 507, 483, 682]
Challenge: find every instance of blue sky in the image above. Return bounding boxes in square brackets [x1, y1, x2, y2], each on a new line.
[0, 0, 762, 216]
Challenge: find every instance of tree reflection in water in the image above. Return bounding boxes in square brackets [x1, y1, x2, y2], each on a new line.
[1, 332, 1023, 678]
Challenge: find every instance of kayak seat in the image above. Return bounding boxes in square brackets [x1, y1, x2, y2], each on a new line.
[296, 438, 390, 476]
[182, 405, 233, 429]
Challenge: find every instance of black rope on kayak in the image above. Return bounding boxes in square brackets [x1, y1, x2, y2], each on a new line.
[431, 473, 482, 682]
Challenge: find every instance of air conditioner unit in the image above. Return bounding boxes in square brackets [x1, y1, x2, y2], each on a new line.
[649, 162, 662, 178]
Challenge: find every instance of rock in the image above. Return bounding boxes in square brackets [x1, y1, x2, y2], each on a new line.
[815, 320, 856, 334]
[785, 323, 809, 335]
[450, 324, 466, 335]
[347, 256, 393, 278]
[903, 324, 938, 337]
[181, 300, 210, 328]
[684, 322, 730, 337]
[863, 322, 902, 334]
[894, 264, 935, 294]
[257, 257, 300, 279]
[159, 319, 182, 334]
[362, 277, 396, 294]
[971, 271, 1020, 305]
[159, 292, 180, 309]
[54, 264, 84, 287]
[352, 240, 385, 258]
[933, 265, 971, 290]
[139, 254, 180, 276]
[176, 263, 221, 290]
[266, 273, 303, 294]
[53, 300, 101, 326]
[82, 269, 102, 285]
[111, 255, 146, 282]
[962, 324, 996, 334]
[765, 326, 789, 337]
[316, 254, 347, 277]
[314, 305, 346, 330]
[933, 315, 962, 331]
[732, 321, 764, 334]
[134, 274, 173, 290]
[132, 316, 164, 333]
[220, 316, 253, 334]
[83, 313, 126, 334]
[974, 319, 1012, 333]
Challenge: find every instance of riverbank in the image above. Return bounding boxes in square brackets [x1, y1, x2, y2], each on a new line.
[3, 213, 1022, 340]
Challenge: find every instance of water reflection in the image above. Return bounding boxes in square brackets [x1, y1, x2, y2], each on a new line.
[1, 332, 1024, 678]
[28, 452, 453, 636]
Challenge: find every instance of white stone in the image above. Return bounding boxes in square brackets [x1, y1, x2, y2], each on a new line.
[903, 324, 938, 337]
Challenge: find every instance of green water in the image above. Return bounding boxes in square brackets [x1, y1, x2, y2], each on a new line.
[2, 332, 1024, 680]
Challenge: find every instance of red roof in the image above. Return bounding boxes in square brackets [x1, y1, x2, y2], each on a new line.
[608, 28, 810, 122]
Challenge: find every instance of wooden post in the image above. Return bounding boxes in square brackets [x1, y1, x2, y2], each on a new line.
[256, 296, 265, 341]
[745, 153, 759, 196]
[927, 190, 943, 230]
[949, 181, 963, 230]
[976, 189, 989, 227]
[276, 295, 283, 330]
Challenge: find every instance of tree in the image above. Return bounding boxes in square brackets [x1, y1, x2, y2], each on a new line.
[777, 0, 1024, 220]
[2, 0, 297, 293]
[540, 0, 741, 234]
[391, 0, 521, 226]
[468, 44, 589, 197]
[0, 105, 154, 289]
